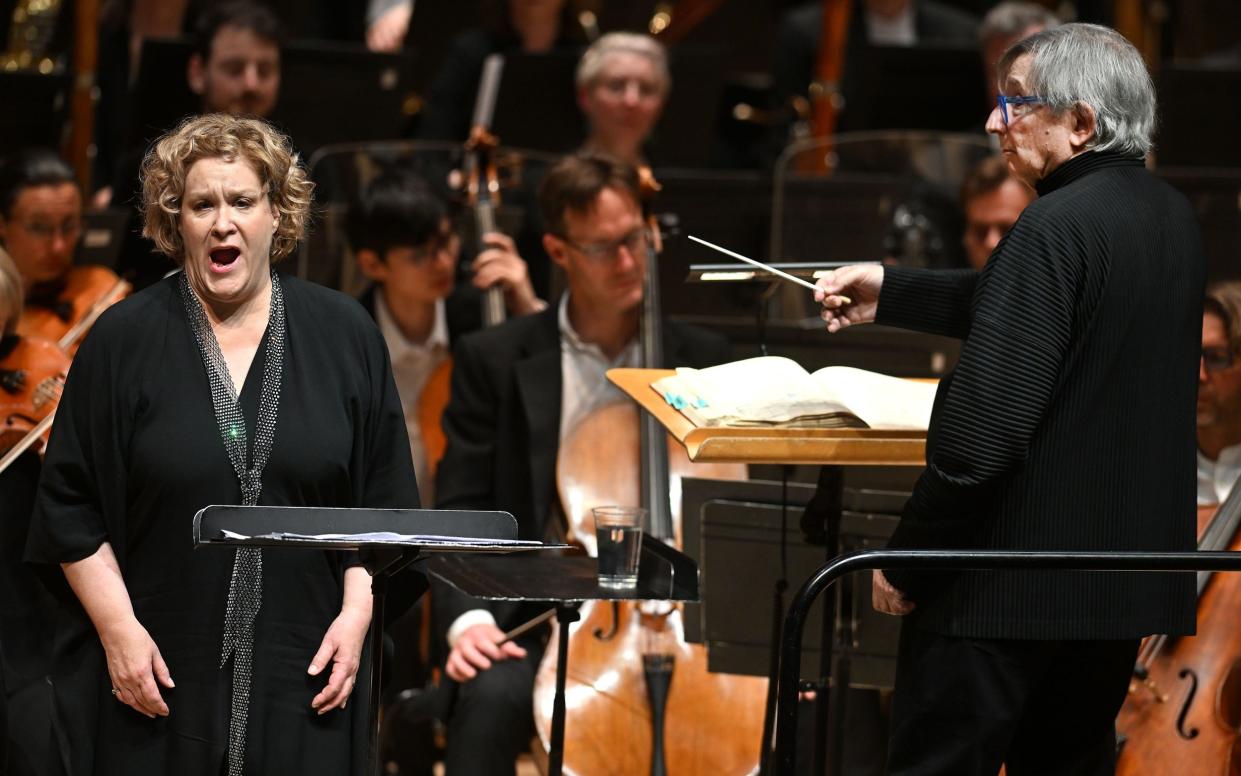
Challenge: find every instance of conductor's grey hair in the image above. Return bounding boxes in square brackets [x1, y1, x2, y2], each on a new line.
[979, 1, 1060, 45]
[999, 23, 1156, 157]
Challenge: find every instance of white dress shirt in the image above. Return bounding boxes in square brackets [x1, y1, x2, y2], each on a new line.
[447, 294, 641, 648]
[1198, 443, 1241, 506]
[374, 292, 449, 505]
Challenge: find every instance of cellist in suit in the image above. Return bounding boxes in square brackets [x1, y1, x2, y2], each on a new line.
[431, 153, 729, 776]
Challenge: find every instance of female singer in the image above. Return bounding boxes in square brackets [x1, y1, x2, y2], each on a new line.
[25, 114, 420, 776]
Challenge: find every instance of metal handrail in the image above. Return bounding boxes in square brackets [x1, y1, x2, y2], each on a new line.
[773, 549, 1241, 774]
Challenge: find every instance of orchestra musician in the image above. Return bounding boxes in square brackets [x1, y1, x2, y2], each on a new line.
[1198, 282, 1241, 510]
[959, 154, 1035, 272]
[430, 152, 730, 775]
[978, 2, 1061, 107]
[349, 168, 543, 508]
[576, 32, 670, 167]
[0, 148, 120, 345]
[24, 114, 420, 776]
[817, 24, 1203, 775]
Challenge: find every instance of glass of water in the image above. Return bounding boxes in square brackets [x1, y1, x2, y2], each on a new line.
[592, 506, 645, 590]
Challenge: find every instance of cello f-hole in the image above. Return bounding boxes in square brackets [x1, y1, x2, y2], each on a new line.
[1176, 668, 1200, 740]
[592, 601, 620, 641]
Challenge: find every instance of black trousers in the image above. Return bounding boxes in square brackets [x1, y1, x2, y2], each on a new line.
[888, 626, 1139, 776]
[443, 635, 544, 776]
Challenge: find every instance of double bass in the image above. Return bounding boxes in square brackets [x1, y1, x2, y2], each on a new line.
[1114, 483, 1241, 775]
[532, 170, 767, 775]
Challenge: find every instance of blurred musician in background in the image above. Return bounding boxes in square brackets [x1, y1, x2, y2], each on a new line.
[417, 0, 590, 144]
[0, 148, 127, 349]
[349, 168, 543, 503]
[1198, 282, 1241, 511]
[978, 2, 1060, 107]
[959, 154, 1035, 272]
[576, 32, 670, 167]
[771, 0, 977, 148]
[185, 0, 284, 120]
[430, 152, 729, 775]
[0, 150, 82, 304]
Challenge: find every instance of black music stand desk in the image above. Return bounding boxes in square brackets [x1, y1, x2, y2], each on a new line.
[193, 504, 550, 776]
[427, 536, 700, 776]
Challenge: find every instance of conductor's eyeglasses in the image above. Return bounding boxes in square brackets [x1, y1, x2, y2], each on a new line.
[997, 95, 1045, 125]
[1202, 347, 1237, 375]
[559, 227, 648, 262]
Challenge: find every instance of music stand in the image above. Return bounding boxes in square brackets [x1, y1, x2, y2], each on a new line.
[427, 536, 700, 776]
[608, 367, 928, 776]
[193, 504, 551, 776]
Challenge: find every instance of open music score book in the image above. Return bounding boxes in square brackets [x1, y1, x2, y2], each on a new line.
[651, 356, 936, 430]
[607, 368, 928, 466]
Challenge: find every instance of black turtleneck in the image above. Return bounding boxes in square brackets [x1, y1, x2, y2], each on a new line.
[874, 150, 1206, 640]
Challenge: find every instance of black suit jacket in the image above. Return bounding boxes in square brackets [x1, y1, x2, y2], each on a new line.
[431, 305, 730, 635]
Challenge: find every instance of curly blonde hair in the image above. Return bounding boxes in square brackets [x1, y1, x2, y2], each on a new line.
[140, 114, 313, 263]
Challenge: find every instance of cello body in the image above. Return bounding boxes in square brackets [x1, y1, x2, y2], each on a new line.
[1115, 501, 1241, 776]
[534, 401, 767, 775]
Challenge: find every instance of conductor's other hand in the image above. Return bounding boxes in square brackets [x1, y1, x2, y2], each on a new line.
[872, 569, 914, 616]
[445, 623, 527, 683]
[101, 617, 175, 718]
[473, 232, 544, 315]
[814, 264, 884, 333]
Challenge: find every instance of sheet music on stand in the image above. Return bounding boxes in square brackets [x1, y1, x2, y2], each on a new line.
[216, 528, 544, 550]
[193, 504, 562, 776]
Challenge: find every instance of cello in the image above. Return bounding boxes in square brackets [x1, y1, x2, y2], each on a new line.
[1114, 479, 1241, 775]
[532, 169, 767, 775]
[417, 54, 512, 479]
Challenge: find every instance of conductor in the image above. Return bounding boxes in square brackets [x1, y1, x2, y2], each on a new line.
[816, 23, 1205, 775]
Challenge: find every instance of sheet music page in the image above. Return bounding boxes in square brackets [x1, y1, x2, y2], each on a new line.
[219, 529, 541, 546]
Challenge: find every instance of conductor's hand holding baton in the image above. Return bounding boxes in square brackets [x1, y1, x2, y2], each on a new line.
[814, 264, 884, 333]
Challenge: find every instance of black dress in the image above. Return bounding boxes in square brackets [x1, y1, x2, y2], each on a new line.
[25, 273, 421, 776]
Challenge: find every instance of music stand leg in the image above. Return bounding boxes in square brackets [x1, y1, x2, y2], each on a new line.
[365, 550, 424, 776]
[368, 572, 387, 776]
[548, 603, 582, 776]
[811, 466, 844, 776]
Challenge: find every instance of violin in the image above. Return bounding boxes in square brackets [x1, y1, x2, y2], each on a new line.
[531, 169, 767, 774]
[1114, 484, 1241, 775]
[19, 264, 130, 352]
[0, 333, 71, 474]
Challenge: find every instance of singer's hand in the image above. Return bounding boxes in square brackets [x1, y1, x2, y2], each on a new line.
[814, 265, 884, 333]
